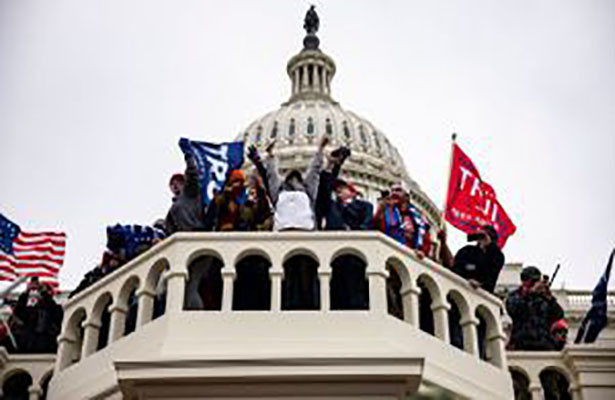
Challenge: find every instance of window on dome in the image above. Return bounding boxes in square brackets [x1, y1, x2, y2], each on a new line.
[373, 131, 381, 151]
[243, 132, 249, 143]
[256, 126, 263, 144]
[342, 121, 351, 141]
[358, 125, 368, 144]
[270, 121, 278, 139]
[306, 117, 315, 136]
[325, 118, 333, 135]
[289, 118, 296, 137]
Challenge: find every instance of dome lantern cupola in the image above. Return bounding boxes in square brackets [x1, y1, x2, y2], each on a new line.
[285, 6, 336, 104]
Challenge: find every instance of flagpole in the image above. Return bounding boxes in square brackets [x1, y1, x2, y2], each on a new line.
[440, 133, 457, 231]
[435, 133, 457, 262]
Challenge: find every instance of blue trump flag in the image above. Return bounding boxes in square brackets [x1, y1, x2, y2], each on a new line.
[575, 248, 614, 344]
[178, 138, 244, 205]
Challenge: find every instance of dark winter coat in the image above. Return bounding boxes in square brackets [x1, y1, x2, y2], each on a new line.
[165, 155, 204, 234]
[506, 288, 564, 350]
[452, 243, 504, 293]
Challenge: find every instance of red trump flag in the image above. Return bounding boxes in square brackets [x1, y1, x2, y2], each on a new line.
[444, 143, 516, 248]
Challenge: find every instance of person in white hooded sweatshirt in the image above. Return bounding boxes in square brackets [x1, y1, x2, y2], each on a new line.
[248, 136, 328, 309]
[251, 136, 328, 231]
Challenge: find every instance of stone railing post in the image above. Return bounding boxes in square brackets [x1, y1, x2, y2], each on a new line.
[529, 384, 544, 400]
[81, 320, 101, 358]
[319, 268, 332, 311]
[270, 268, 284, 311]
[136, 288, 156, 326]
[56, 334, 76, 371]
[400, 286, 420, 326]
[460, 317, 479, 357]
[487, 330, 508, 370]
[164, 270, 188, 313]
[221, 268, 236, 311]
[366, 267, 389, 314]
[432, 301, 451, 343]
[108, 305, 128, 342]
[28, 383, 43, 400]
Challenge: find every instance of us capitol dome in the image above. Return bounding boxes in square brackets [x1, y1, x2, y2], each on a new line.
[235, 8, 442, 228]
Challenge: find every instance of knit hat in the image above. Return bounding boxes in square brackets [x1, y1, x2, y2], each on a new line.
[228, 170, 246, 184]
[520, 266, 542, 282]
[169, 173, 185, 185]
[551, 319, 568, 332]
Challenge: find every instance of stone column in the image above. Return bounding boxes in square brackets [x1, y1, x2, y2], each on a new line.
[367, 268, 389, 314]
[28, 384, 43, 400]
[401, 286, 420, 326]
[136, 288, 155, 327]
[313, 65, 320, 93]
[56, 334, 76, 371]
[529, 384, 544, 400]
[431, 301, 451, 343]
[164, 271, 188, 313]
[569, 385, 582, 400]
[302, 64, 309, 91]
[293, 69, 299, 94]
[319, 269, 332, 311]
[81, 320, 101, 357]
[108, 305, 128, 343]
[270, 268, 284, 311]
[460, 317, 479, 357]
[221, 268, 236, 311]
[487, 331, 508, 369]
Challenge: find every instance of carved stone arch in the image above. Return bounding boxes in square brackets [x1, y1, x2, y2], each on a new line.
[145, 257, 170, 293]
[475, 304, 503, 365]
[1, 369, 32, 399]
[539, 366, 573, 400]
[233, 251, 272, 311]
[65, 307, 87, 340]
[330, 250, 369, 310]
[1, 368, 30, 387]
[90, 292, 113, 324]
[116, 276, 141, 309]
[509, 366, 532, 400]
[447, 289, 471, 320]
[282, 247, 320, 266]
[447, 289, 471, 350]
[233, 248, 272, 266]
[416, 273, 443, 305]
[282, 249, 320, 310]
[385, 256, 411, 290]
[187, 248, 225, 269]
[330, 247, 367, 266]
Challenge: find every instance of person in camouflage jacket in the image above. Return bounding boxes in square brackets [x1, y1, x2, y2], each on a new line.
[506, 266, 565, 350]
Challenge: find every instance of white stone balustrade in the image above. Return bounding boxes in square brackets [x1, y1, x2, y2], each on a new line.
[56, 231, 507, 371]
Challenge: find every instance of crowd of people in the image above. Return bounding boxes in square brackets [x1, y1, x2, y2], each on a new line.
[58, 136, 567, 353]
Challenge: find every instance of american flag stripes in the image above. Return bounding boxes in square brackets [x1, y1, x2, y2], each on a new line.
[0, 213, 66, 288]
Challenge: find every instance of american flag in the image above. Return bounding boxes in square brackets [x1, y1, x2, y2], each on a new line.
[0, 213, 66, 288]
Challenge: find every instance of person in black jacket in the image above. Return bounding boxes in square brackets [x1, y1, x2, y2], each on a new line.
[506, 266, 565, 350]
[440, 225, 504, 293]
[325, 179, 373, 231]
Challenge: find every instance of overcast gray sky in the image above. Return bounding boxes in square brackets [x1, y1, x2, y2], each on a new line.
[1, 0, 613, 291]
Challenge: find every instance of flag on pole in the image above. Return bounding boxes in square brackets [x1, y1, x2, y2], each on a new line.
[575, 249, 614, 344]
[0, 213, 66, 288]
[178, 138, 244, 205]
[444, 142, 516, 248]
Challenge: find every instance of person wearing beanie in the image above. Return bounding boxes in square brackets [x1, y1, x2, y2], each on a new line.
[440, 224, 505, 293]
[506, 266, 565, 350]
[165, 153, 205, 234]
